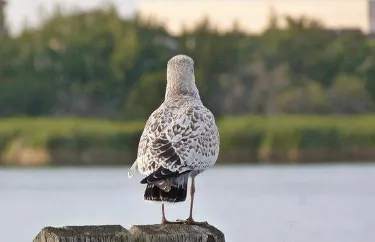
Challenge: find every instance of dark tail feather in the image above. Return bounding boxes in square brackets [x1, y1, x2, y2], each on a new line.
[144, 176, 188, 203]
[144, 184, 187, 203]
[140, 166, 191, 184]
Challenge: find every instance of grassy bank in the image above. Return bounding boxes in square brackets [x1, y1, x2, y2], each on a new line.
[0, 118, 143, 166]
[1, 116, 375, 166]
[219, 115, 375, 163]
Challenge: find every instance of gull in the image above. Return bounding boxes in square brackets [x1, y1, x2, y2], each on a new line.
[128, 55, 220, 224]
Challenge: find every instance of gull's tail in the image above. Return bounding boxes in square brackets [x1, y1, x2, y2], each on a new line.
[143, 173, 189, 203]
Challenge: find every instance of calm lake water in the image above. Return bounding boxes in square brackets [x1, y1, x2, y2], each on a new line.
[1, 165, 375, 242]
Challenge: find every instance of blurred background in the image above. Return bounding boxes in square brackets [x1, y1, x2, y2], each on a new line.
[1, 0, 375, 242]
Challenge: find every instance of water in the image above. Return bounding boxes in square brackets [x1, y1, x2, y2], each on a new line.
[1, 165, 374, 242]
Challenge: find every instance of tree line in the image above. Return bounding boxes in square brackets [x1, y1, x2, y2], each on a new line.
[1, 6, 375, 119]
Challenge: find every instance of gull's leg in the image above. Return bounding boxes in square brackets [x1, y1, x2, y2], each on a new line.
[176, 177, 207, 225]
[187, 176, 196, 222]
[161, 203, 171, 224]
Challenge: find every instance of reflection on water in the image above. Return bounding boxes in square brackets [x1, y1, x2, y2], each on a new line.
[1, 164, 375, 242]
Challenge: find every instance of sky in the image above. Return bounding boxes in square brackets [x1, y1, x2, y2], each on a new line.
[4, 0, 140, 35]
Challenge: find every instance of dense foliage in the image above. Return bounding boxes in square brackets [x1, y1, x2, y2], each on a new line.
[1, 6, 375, 119]
[2, 6, 375, 165]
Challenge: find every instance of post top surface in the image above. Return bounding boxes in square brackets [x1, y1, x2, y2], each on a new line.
[37, 225, 127, 237]
[33, 224, 225, 242]
[130, 223, 225, 241]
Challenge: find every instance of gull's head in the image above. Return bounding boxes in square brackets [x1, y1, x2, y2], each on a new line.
[166, 55, 199, 99]
[167, 55, 195, 84]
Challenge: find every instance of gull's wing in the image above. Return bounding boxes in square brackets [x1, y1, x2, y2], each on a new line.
[136, 103, 219, 182]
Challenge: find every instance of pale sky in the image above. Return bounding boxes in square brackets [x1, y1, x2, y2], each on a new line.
[4, 0, 140, 35]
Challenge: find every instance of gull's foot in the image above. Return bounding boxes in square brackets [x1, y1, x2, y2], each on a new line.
[176, 218, 208, 225]
[161, 218, 173, 225]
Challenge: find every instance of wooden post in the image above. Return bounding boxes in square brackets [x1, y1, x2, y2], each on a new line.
[33, 224, 225, 242]
[33, 225, 130, 242]
[129, 224, 225, 242]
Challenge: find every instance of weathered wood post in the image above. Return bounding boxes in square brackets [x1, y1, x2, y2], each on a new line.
[129, 224, 225, 242]
[32, 225, 129, 242]
[33, 224, 225, 242]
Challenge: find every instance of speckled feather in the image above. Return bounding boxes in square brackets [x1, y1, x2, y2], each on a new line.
[136, 98, 219, 175]
[128, 55, 220, 195]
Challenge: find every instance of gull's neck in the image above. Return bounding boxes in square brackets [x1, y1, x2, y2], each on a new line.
[165, 76, 200, 101]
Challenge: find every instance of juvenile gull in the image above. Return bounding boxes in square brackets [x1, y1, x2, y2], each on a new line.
[128, 55, 220, 224]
